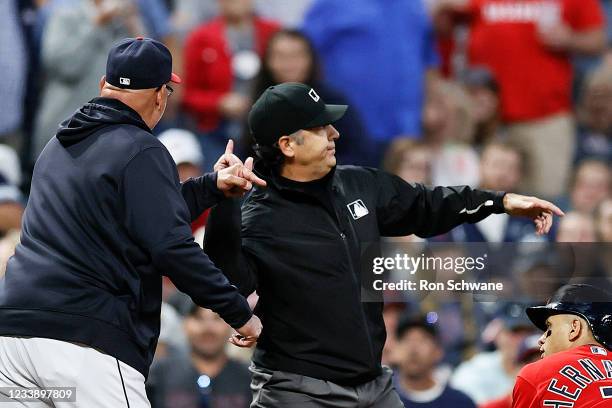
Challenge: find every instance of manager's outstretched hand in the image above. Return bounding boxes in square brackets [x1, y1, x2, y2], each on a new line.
[503, 193, 565, 235]
[215, 140, 266, 197]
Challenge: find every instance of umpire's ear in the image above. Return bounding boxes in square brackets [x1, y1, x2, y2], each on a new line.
[277, 135, 295, 159]
[99, 76, 106, 93]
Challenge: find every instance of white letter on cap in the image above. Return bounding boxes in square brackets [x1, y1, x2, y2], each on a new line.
[120, 77, 131, 85]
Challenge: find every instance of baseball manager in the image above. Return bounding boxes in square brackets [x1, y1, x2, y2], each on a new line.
[0, 38, 264, 407]
[205, 82, 564, 407]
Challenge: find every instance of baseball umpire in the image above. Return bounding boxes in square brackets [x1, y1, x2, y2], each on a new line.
[512, 284, 612, 408]
[204, 82, 564, 407]
[0, 38, 264, 407]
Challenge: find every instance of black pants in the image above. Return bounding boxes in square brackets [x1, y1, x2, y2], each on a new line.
[250, 365, 404, 408]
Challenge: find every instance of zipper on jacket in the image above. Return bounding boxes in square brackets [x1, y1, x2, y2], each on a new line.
[329, 187, 377, 369]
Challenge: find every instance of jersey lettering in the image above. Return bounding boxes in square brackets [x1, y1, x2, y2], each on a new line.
[543, 400, 574, 408]
[578, 359, 606, 381]
[547, 379, 581, 400]
[560, 365, 592, 388]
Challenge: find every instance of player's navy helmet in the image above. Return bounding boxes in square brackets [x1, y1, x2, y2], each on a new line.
[526, 284, 612, 350]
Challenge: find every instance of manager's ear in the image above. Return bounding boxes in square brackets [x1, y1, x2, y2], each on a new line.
[99, 75, 106, 93]
[155, 86, 165, 111]
[277, 136, 295, 159]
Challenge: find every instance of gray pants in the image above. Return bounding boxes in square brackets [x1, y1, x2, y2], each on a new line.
[250, 365, 404, 408]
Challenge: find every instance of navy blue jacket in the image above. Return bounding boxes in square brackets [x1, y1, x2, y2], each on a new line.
[0, 97, 252, 378]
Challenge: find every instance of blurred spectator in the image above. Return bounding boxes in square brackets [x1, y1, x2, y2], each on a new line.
[575, 64, 612, 163]
[393, 315, 476, 408]
[0, 145, 24, 236]
[478, 141, 524, 195]
[0, 0, 28, 151]
[0, 230, 21, 278]
[382, 302, 407, 366]
[423, 79, 480, 187]
[250, 29, 371, 165]
[595, 198, 612, 242]
[568, 159, 610, 214]
[303, 0, 440, 158]
[182, 0, 279, 167]
[450, 303, 537, 405]
[171, 0, 219, 40]
[16, 0, 48, 173]
[439, 141, 542, 242]
[172, 0, 311, 37]
[462, 67, 501, 147]
[439, 0, 606, 198]
[383, 139, 433, 184]
[255, 0, 314, 28]
[137, 0, 173, 41]
[147, 305, 252, 408]
[0, 144, 23, 190]
[555, 211, 597, 242]
[158, 128, 204, 182]
[479, 334, 541, 408]
[33, 0, 143, 160]
[515, 257, 565, 302]
[155, 302, 187, 360]
[158, 128, 208, 239]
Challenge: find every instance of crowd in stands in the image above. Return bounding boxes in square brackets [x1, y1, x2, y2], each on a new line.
[1, 1, 611, 407]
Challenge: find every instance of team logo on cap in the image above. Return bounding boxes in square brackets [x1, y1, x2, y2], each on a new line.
[120, 77, 131, 85]
[308, 88, 320, 102]
[347, 199, 369, 220]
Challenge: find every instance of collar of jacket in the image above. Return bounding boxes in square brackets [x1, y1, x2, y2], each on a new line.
[88, 97, 152, 133]
[255, 164, 344, 197]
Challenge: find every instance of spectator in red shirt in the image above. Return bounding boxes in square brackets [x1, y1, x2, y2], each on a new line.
[182, 0, 279, 167]
[437, 0, 606, 198]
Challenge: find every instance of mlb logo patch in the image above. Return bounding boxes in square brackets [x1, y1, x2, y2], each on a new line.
[120, 77, 131, 85]
[347, 199, 369, 220]
[591, 346, 607, 356]
[308, 88, 320, 102]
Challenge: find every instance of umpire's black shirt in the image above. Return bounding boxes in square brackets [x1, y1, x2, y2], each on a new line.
[205, 164, 506, 385]
[0, 98, 252, 378]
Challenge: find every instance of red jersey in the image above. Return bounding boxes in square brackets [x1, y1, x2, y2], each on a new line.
[465, 0, 604, 122]
[512, 345, 612, 408]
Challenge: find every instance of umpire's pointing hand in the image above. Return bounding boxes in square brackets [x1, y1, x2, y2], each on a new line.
[503, 193, 565, 235]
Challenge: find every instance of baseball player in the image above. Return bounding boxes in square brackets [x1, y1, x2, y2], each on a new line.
[205, 82, 564, 407]
[0, 38, 264, 407]
[512, 284, 612, 408]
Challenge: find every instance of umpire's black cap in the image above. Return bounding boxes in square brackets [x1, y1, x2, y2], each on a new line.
[526, 284, 612, 349]
[248, 83, 347, 147]
[106, 37, 181, 90]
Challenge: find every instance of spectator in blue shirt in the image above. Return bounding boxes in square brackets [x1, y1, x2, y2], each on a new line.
[302, 0, 440, 158]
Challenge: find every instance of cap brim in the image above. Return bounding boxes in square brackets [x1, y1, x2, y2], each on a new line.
[526, 306, 561, 331]
[170, 72, 182, 84]
[304, 104, 348, 128]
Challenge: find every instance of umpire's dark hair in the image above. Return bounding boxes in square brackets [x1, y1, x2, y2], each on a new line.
[253, 143, 285, 171]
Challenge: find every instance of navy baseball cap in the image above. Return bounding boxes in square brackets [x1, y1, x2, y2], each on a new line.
[248, 83, 347, 147]
[106, 37, 181, 90]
